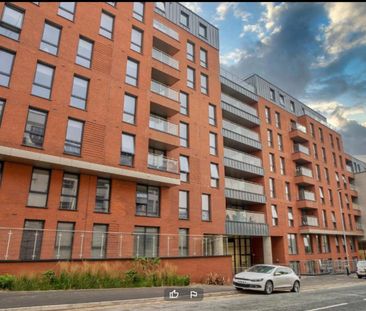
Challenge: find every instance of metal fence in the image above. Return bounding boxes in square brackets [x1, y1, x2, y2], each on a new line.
[0, 227, 229, 262]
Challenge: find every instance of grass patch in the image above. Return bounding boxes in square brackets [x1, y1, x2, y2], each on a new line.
[0, 258, 190, 291]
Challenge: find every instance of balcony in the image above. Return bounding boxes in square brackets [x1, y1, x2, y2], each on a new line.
[148, 114, 179, 150]
[346, 165, 353, 174]
[225, 177, 266, 205]
[295, 166, 314, 185]
[350, 184, 358, 197]
[224, 148, 264, 178]
[292, 143, 312, 164]
[290, 123, 308, 143]
[151, 80, 179, 102]
[147, 153, 178, 174]
[222, 119, 262, 152]
[153, 19, 179, 41]
[221, 93, 260, 128]
[301, 215, 319, 227]
[225, 209, 268, 236]
[152, 48, 179, 70]
[149, 114, 178, 136]
[297, 190, 317, 209]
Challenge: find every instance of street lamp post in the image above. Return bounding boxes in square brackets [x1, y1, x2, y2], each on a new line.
[337, 189, 350, 275]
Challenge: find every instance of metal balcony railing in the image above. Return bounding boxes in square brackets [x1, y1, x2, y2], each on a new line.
[221, 93, 258, 116]
[346, 165, 353, 173]
[299, 190, 316, 201]
[294, 143, 310, 155]
[296, 166, 313, 178]
[152, 48, 179, 70]
[353, 203, 360, 210]
[222, 119, 259, 141]
[153, 19, 179, 40]
[220, 68, 256, 93]
[226, 209, 265, 224]
[150, 80, 178, 101]
[350, 184, 358, 192]
[224, 148, 262, 167]
[291, 123, 307, 133]
[149, 114, 178, 136]
[147, 153, 178, 173]
[356, 223, 363, 230]
[225, 177, 264, 195]
[301, 216, 319, 227]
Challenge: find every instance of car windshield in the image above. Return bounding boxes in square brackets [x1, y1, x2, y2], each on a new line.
[247, 265, 275, 274]
[357, 261, 366, 267]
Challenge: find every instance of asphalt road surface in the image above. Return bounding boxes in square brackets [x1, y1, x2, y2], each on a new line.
[0, 275, 366, 311]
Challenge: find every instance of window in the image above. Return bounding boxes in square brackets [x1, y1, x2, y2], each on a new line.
[200, 73, 208, 94]
[209, 104, 216, 126]
[201, 194, 210, 221]
[180, 155, 189, 182]
[27, 168, 50, 208]
[322, 147, 327, 162]
[180, 11, 189, 27]
[271, 204, 278, 226]
[125, 58, 139, 86]
[269, 153, 275, 172]
[319, 187, 325, 204]
[265, 107, 271, 124]
[76, 37, 93, 68]
[210, 163, 219, 188]
[91, 224, 108, 258]
[120, 133, 135, 166]
[134, 226, 159, 257]
[288, 234, 297, 255]
[136, 184, 160, 217]
[279, 94, 285, 106]
[288, 207, 294, 227]
[310, 123, 315, 138]
[130, 27, 143, 53]
[313, 143, 318, 159]
[318, 128, 324, 142]
[179, 190, 189, 219]
[64, 119, 84, 155]
[58, 2, 75, 21]
[0, 99, 4, 125]
[324, 168, 329, 184]
[54, 222, 75, 259]
[316, 164, 321, 181]
[31, 63, 55, 99]
[336, 137, 340, 151]
[277, 134, 283, 151]
[0, 4, 24, 40]
[331, 212, 336, 229]
[95, 178, 110, 213]
[269, 178, 275, 198]
[59, 173, 79, 210]
[267, 129, 273, 147]
[209, 132, 217, 155]
[133, 2, 144, 21]
[179, 122, 188, 147]
[321, 235, 330, 253]
[200, 48, 208, 67]
[335, 172, 340, 187]
[99, 11, 114, 39]
[187, 67, 195, 88]
[280, 157, 285, 175]
[70, 76, 89, 110]
[23, 108, 47, 148]
[322, 210, 328, 227]
[330, 134, 334, 148]
[179, 228, 189, 256]
[0, 49, 15, 87]
[303, 235, 312, 254]
[199, 23, 207, 38]
[40, 22, 61, 55]
[335, 236, 340, 252]
[285, 182, 291, 201]
[155, 2, 165, 13]
[180, 92, 188, 115]
[333, 152, 337, 167]
[20, 220, 44, 260]
[290, 101, 295, 112]
[275, 112, 281, 128]
[269, 88, 275, 101]
[186, 41, 194, 61]
[329, 189, 333, 206]
[123, 94, 136, 124]
[348, 214, 353, 230]
[339, 156, 343, 169]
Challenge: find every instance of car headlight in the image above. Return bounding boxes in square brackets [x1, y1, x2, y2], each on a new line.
[251, 278, 264, 282]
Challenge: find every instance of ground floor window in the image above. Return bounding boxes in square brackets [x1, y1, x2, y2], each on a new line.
[134, 226, 159, 257]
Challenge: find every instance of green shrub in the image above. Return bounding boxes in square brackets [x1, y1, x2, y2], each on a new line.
[0, 274, 16, 290]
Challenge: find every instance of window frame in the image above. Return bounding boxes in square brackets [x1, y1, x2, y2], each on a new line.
[179, 91, 188, 115]
[130, 27, 143, 53]
[200, 73, 208, 94]
[57, 2, 76, 21]
[0, 48, 15, 88]
[201, 193, 211, 221]
[210, 163, 219, 188]
[132, 2, 144, 22]
[179, 122, 189, 147]
[31, 61, 55, 100]
[125, 58, 139, 86]
[187, 66, 195, 89]
[208, 104, 216, 126]
[95, 178, 111, 213]
[0, 3, 25, 41]
[59, 173, 79, 211]
[200, 48, 208, 68]
[27, 167, 51, 208]
[122, 93, 137, 124]
[76, 36, 94, 68]
[209, 132, 217, 156]
[64, 118, 84, 156]
[120, 132, 135, 167]
[70, 75, 89, 110]
[22, 107, 48, 149]
[136, 184, 160, 217]
[40, 21, 62, 56]
[198, 23, 207, 38]
[179, 190, 189, 220]
[180, 11, 189, 27]
[179, 155, 189, 182]
[99, 10, 115, 39]
[54, 221, 75, 259]
[91, 223, 109, 258]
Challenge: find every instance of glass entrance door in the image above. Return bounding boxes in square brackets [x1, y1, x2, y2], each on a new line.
[228, 236, 252, 274]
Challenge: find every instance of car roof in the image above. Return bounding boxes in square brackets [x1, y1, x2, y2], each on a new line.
[252, 264, 293, 270]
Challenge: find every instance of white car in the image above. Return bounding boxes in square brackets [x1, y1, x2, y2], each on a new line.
[233, 264, 300, 295]
[356, 260, 366, 278]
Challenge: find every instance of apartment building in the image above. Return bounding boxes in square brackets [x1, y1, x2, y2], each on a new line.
[0, 2, 363, 277]
[0, 2, 232, 278]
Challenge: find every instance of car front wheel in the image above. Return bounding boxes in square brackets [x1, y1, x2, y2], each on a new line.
[291, 281, 300, 293]
[357, 274, 362, 279]
[264, 281, 273, 295]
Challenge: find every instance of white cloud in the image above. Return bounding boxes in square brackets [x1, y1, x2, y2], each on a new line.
[179, 2, 202, 14]
[220, 48, 251, 65]
[215, 2, 235, 21]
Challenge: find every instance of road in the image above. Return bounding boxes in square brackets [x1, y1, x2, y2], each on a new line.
[0, 275, 365, 311]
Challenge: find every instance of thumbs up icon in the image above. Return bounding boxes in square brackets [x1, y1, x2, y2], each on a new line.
[169, 289, 179, 299]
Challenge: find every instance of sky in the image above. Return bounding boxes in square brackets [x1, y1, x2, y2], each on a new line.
[180, 2, 366, 157]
